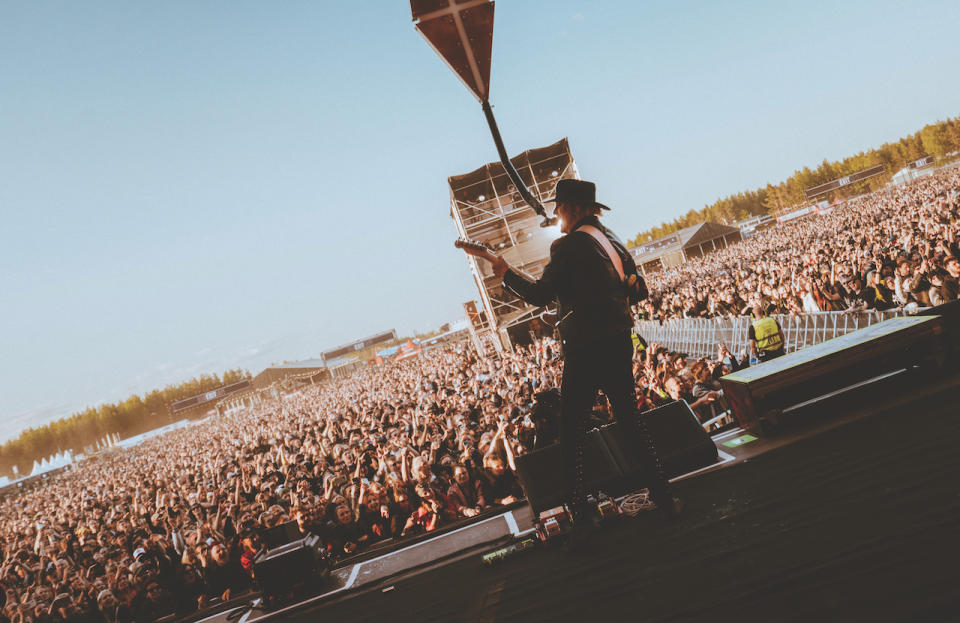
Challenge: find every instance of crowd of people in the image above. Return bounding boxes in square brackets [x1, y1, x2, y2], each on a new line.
[0, 332, 742, 623]
[642, 167, 960, 321]
[5, 167, 957, 623]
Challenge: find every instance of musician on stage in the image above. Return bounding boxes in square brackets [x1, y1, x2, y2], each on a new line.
[488, 179, 683, 529]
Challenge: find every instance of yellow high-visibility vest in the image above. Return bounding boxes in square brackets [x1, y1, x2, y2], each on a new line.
[752, 317, 783, 352]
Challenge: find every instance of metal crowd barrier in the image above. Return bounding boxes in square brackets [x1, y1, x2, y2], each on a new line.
[635, 309, 925, 361]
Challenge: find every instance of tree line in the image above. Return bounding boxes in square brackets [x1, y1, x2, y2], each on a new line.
[0, 369, 250, 478]
[629, 115, 960, 246]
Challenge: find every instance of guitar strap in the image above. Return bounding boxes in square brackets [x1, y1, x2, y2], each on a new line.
[577, 224, 625, 282]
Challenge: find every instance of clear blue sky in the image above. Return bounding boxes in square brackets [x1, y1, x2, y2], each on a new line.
[2, 0, 959, 442]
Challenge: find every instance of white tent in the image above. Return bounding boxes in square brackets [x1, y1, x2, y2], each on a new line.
[29, 450, 74, 476]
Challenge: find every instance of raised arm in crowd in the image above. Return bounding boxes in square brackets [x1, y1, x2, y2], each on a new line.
[641, 168, 960, 321]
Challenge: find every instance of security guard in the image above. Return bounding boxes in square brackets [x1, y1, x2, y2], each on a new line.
[489, 179, 681, 527]
[749, 305, 786, 362]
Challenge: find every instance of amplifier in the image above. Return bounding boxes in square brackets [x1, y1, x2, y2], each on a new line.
[516, 401, 718, 514]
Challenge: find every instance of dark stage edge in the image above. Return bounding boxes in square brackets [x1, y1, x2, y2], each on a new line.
[218, 369, 960, 623]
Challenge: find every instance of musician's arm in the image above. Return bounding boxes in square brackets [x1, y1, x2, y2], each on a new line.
[493, 239, 564, 307]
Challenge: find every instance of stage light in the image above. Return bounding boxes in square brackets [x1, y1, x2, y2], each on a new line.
[551, 171, 558, 177]
[478, 195, 486, 201]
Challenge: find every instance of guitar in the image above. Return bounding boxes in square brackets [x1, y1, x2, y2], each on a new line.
[455, 234, 647, 305]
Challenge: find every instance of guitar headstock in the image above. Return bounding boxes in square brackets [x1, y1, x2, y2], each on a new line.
[454, 238, 497, 262]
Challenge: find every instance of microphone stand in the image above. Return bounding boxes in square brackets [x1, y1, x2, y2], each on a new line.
[481, 100, 557, 228]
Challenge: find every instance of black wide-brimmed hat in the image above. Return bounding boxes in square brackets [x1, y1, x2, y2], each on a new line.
[546, 179, 610, 210]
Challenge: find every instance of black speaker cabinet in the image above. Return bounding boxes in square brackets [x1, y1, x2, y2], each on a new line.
[253, 533, 329, 607]
[515, 401, 718, 513]
[601, 400, 718, 482]
[260, 520, 302, 549]
[514, 428, 621, 515]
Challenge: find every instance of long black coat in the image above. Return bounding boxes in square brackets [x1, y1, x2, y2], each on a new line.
[503, 215, 641, 348]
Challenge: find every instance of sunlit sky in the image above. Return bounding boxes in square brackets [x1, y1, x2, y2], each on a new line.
[2, 0, 959, 442]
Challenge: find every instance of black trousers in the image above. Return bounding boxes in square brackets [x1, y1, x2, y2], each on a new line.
[758, 347, 785, 362]
[560, 331, 671, 513]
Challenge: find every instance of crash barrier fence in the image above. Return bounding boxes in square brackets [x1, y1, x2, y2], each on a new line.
[635, 309, 924, 362]
[636, 309, 927, 432]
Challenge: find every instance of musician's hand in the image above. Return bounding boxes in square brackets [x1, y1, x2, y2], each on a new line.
[491, 256, 509, 279]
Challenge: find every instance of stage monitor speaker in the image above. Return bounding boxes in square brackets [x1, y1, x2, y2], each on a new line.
[260, 520, 302, 549]
[253, 533, 329, 607]
[514, 428, 622, 515]
[601, 400, 718, 484]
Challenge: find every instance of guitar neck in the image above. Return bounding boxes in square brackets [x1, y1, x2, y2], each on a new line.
[455, 239, 498, 264]
[454, 238, 538, 280]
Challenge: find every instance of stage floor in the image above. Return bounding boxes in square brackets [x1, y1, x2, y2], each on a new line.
[215, 368, 960, 622]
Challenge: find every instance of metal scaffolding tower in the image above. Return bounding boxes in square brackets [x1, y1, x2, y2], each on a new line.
[449, 138, 579, 349]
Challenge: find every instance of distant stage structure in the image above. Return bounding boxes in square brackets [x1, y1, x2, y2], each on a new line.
[630, 221, 742, 275]
[170, 379, 252, 417]
[449, 138, 576, 349]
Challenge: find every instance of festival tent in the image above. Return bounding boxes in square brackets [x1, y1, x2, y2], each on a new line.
[30, 450, 74, 477]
